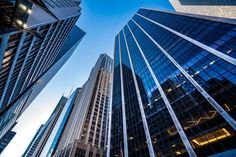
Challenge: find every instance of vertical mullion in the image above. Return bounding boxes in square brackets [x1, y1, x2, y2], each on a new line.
[118, 34, 129, 157]
[0, 32, 27, 105]
[132, 17, 236, 131]
[123, 29, 156, 157]
[127, 23, 197, 157]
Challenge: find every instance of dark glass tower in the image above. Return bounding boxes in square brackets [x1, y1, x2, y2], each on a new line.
[0, 0, 84, 141]
[0, 129, 16, 153]
[109, 8, 236, 157]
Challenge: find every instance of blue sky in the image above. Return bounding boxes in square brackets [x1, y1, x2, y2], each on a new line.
[1, 1, 173, 156]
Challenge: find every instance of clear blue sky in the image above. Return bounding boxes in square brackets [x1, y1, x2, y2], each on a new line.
[1, 1, 173, 156]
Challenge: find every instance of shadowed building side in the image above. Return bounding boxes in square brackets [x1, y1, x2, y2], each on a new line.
[0, 129, 16, 154]
[0, 0, 84, 143]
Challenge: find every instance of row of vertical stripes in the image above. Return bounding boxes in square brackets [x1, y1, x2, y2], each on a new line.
[108, 8, 236, 157]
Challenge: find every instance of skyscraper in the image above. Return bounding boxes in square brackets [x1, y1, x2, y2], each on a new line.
[0, 129, 16, 154]
[0, 0, 85, 141]
[46, 88, 81, 157]
[109, 8, 236, 157]
[53, 54, 113, 157]
[169, 0, 236, 19]
[22, 96, 68, 157]
[23, 125, 45, 157]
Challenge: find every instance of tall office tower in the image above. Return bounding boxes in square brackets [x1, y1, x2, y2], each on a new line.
[108, 8, 236, 157]
[0, 0, 85, 141]
[46, 88, 81, 157]
[169, 0, 236, 19]
[23, 125, 45, 157]
[53, 54, 113, 157]
[22, 96, 68, 157]
[0, 130, 16, 153]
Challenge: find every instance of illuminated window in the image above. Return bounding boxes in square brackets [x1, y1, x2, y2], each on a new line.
[192, 128, 231, 146]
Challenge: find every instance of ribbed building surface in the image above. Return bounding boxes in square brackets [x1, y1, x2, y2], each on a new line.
[46, 88, 81, 157]
[169, 0, 236, 19]
[23, 125, 45, 157]
[0, 0, 84, 142]
[0, 129, 16, 153]
[53, 54, 113, 157]
[108, 8, 236, 157]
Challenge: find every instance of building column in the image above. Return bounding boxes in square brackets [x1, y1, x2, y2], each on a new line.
[0, 32, 27, 105]
[123, 29, 156, 157]
[118, 34, 129, 157]
[127, 23, 197, 157]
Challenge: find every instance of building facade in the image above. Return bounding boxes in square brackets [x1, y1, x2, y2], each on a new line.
[0, 0, 84, 141]
[53, 54, 113, 157]
[109, 8, 236, 157]
[22, 96, 68, 157]
[0, 129, 16, 153]
[46, 89, 81, 157]
[23, 124, 45, 157]
[169, 0, 236, 19]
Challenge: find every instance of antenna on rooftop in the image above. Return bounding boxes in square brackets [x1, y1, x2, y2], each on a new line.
[68, 85, 75, 97]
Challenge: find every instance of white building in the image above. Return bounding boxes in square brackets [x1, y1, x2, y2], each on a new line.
[169, 0, 236, 19]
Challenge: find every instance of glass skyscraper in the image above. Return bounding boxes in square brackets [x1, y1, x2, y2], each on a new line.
[22, 96, 68, 157]
[0, 129, 16, 153]
[0, 0, 84, 142]
[109, 8, 236, 157]
[46, 89, 81, 157]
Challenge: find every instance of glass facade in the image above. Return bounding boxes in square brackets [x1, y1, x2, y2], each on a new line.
[0, 0, 84, 141]
[22, 125, 46, 157]
[0, 129, 16, 153]
[109, 8, 236, 157]
[110, 36, 124, 157]
[22, 96, 68, 157]
[46, 92, 77, 157]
